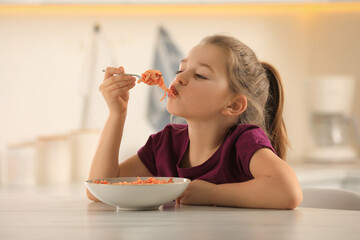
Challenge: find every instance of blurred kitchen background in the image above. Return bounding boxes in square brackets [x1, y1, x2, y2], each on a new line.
[0, 1, 359, 191]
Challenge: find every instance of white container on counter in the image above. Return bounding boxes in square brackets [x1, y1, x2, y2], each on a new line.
[37, 135, 72, 185]
[6, 142, 38, 187]
[4, 129, 100, 187]
[69, 129, 100, 183]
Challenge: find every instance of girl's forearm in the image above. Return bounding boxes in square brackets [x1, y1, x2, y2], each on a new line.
[88, 113, 126, 180]
[212, 177, 302, 209]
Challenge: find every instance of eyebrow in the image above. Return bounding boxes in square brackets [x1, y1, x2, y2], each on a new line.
[180, 59, 215, 74]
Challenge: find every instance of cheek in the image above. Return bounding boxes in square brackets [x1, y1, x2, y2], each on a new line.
[192, 86, 227, 106]
[186, 88, 227, 114]
[166, 83, 230, 116]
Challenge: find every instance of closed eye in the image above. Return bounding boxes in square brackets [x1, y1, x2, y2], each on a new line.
[176, 70, 207, 80]
[195, 74, 207, 79]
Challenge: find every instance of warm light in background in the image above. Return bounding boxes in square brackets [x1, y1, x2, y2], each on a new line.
[0, 3, 360, 16]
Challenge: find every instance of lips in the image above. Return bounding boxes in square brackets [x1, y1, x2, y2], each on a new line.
[170, 86, 178, 97]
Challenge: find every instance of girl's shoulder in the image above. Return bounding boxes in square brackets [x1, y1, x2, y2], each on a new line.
[230, 124, 266, 135]
[229, 124, 271, 147]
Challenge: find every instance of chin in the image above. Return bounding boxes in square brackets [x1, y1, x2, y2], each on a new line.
[166, 107, 185, 120]
[166, 102, 177, 115]
[166, 101, 192, 120]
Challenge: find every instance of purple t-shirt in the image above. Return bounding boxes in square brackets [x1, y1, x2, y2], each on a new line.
[137, 124, 276, 184]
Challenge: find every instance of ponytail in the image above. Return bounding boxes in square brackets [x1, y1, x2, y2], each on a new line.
[261, 62, 289, 160]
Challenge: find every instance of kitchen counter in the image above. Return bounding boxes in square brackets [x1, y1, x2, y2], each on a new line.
[0, 185, 359, 240]
[291, 161, 360, 192]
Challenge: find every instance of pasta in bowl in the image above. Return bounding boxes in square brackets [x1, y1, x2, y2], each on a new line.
[85, 177, 191, 210]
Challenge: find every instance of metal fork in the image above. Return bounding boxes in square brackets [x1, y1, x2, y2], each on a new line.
[102, 69, 141, 79]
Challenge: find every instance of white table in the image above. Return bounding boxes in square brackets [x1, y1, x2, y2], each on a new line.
[0, 186, 359, 240]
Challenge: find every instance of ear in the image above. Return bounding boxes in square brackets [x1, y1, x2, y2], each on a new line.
[221, 94, 247, 116]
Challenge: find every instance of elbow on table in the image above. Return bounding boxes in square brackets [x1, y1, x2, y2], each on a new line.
[86, 189, 101, 202]
[281, 187, 303, 210]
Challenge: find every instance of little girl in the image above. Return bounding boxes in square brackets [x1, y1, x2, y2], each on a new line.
[87, 34, 303, 209]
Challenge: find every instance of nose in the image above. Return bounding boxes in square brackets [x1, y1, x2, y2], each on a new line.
[175, 72, 188, 86]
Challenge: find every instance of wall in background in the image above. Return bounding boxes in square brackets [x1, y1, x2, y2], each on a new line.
[0, 4, 359, 184]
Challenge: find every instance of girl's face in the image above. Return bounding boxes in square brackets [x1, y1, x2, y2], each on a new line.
[167, 43, 233, 122]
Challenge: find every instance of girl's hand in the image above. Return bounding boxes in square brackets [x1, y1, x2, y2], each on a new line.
[176, 180, 217, 206]
[99, 66, 136, 115]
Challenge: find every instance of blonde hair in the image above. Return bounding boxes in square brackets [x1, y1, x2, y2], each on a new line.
[201, 35, 289, 160]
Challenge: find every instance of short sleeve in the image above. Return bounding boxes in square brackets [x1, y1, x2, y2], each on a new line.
[235, 127, 276, 179]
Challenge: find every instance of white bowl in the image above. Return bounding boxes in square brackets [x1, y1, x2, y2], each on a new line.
[85, 177, 191, 210]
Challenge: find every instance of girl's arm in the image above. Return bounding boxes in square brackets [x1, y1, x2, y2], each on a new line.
[87, 113, 126, 182]
[177, 148, 303, 209]
[86, 66, 137, 201]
